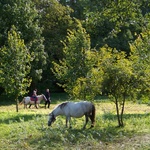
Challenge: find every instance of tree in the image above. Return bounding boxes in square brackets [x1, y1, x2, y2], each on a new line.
[130, 28, 150, 102]
[32, 0, 74, 91]
[89, 40, 149, 127]
[0, 26, 31, 112]
[0, 0, 46, 92]
[99, 47, 135, 127]
[72, 50, 104, 100]
[82, 0, 149, 54]
[59, 0, 86, 19]
[52, 19, 92, 97]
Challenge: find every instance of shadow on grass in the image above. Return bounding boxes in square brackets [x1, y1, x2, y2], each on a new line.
[6, 111, 150, 149]
[36, 112, 150, 144]
[28, 125, 134, 148]
[102, 112, 150, 121]
[0, 113, 46, 124]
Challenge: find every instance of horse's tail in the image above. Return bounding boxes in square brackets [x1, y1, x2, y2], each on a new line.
[90, 103, 96, 127]
[20, 98, 25, 105]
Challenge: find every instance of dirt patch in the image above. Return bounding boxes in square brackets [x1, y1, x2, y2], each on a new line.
[99, 134, 150, 150]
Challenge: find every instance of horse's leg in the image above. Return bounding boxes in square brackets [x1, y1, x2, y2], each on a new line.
[66, 117, 68, 127]
[38, 103, 40, 108]
[89, 105, 95, 128]
[89, 114, 94, 128]
[24, 103, 27, 109]
[34, 100, 38, 109]
[66, 116, 71, 128]
[69, 117, 72, 128]
[83, 114, 89, 129]
[45, 101, 47, 109]
[35, 104, 38, 109]
[24, 101, 26, 109]
[29, 104, 31, 108]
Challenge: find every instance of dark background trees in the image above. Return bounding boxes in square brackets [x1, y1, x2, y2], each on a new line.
[32, 0, 74, 92]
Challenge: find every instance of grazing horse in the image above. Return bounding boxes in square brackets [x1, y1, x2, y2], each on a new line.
[20, 94, 46, 109]
[48, 101, 96, 129]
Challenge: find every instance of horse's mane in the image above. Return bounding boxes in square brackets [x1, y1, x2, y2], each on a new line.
[59, 102, 68, 109]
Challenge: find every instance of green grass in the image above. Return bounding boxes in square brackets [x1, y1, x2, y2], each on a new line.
[0, 95, 150, 150]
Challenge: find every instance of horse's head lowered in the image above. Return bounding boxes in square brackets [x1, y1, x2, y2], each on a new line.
[48, 113, 56, 126]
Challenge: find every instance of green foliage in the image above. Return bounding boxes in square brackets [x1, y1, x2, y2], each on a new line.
[0, 26, 31, 111]
[52, 19, 93, 98]
[102, 50, 135, 98]
[32, 0, 74, 91]
[52, 21, 150, 125]
[35, 0, 73, 58]
[0, 0, 46, 85]
[72, 49, 104, 100]
[81, 0, 149, 53]
[130, 29, 150, 100]
[90, 46, 135, 126]
[1, 0, 150, 96]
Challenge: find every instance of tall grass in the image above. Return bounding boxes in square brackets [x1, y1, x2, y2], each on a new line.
[0, 96, 150, 150]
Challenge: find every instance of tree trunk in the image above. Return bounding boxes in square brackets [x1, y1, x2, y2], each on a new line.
[15, 96, 19, 112]
[115, 97, 121, 127]
[120, 95, 126, 127]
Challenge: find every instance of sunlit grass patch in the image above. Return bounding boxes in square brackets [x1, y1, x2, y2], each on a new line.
[0, 100, 150, 150]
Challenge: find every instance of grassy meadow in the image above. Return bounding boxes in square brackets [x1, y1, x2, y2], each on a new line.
[0, 94, 150, 150]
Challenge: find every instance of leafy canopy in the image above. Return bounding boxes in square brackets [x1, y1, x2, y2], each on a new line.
[52, 19, 93, 97]
[0, 26, 31, 96]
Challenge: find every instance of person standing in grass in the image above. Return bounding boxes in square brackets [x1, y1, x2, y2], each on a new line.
[45, 88, 51, 108]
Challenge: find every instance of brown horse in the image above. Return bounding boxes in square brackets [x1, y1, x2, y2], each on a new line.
[20, 94, 47, 109]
